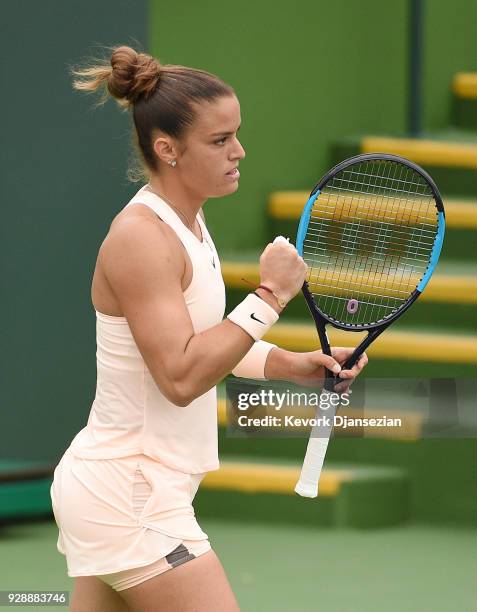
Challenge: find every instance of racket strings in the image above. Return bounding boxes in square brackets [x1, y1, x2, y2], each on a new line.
[311, 163, 435, 322]
[304, 226, 435, 256]
[303, 159, 438, 325]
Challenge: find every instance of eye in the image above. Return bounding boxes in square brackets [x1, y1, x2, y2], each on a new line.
[215, 137, 227, 145]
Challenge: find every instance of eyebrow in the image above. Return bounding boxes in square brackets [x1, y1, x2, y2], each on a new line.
[210, 124, 241, 137]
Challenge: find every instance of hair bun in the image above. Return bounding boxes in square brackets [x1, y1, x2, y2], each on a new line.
[109, 46, 160, 104]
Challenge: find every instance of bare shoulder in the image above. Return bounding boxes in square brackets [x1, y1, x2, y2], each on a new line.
[100, 204, 185, 289]
[108, 204, 183, 255]
[109, 203, 168, 235]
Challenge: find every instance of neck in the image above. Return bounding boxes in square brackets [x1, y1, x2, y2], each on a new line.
[147, 175, 205, 227]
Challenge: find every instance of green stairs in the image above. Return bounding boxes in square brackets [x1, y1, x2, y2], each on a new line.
[195, 457, 409, 529]
[0, 460, 55, 521]
[208, 71, 477, 528]
[453, 72, 477, 131]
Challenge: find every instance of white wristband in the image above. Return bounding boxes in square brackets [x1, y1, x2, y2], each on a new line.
[232, 340, 277, 380]
[227, 293, 279, 341]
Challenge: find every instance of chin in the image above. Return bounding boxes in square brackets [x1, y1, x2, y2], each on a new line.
[224, 181, 240, 195]
[209, 183, 240, 199]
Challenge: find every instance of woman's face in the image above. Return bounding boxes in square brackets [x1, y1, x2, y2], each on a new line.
[175, 95, 245, 199]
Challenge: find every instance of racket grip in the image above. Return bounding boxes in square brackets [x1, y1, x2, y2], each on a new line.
[323, 367, 337, 392]
[295, 436, 331, 498]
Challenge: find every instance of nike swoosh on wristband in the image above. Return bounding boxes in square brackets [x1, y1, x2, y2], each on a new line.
[250, 313, 266, 324]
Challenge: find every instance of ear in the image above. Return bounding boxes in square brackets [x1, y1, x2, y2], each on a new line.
[152, 135, 178, 166]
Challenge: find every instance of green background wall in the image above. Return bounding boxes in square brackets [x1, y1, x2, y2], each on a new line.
[1, 1, 147, 461]
[424, 3, 477, 130]
[151, 0, 408, 250]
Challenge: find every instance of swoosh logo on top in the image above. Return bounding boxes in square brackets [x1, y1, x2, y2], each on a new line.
[250, 313, 266, 324]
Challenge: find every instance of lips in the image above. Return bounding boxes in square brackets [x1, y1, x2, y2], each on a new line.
[226, 168, 239, 177]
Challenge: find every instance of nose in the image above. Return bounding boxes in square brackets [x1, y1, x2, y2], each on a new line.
[231, 136, 246, 160]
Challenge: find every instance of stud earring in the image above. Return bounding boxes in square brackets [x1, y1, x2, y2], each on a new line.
[169, 159, 177, 168]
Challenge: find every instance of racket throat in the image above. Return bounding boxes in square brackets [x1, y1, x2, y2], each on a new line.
[342, 325, 389, 370]
[314, 316, 337, 391]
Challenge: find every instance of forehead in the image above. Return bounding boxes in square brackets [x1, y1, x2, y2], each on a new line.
[192, 95, 241, 135]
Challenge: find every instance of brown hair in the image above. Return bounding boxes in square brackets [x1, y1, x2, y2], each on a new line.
[72, 45, 235, 181]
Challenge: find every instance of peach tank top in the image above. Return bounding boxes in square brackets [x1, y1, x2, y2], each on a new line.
[69, 184, 226, 473]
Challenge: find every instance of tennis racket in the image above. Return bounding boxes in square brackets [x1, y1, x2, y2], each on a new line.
[294, 152, 445, 498]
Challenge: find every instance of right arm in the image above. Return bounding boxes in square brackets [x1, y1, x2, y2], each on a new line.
[100, 216, 306, 406]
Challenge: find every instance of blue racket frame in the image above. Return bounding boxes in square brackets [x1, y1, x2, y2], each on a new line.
[295, 153, 445, 380]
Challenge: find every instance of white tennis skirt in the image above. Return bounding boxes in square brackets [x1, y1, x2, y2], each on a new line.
[50, 446, 209, 577]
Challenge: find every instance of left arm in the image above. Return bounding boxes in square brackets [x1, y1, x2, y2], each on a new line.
[264, 347, 368, 393]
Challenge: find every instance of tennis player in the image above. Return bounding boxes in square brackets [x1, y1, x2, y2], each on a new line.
[50, 45, 367, 612]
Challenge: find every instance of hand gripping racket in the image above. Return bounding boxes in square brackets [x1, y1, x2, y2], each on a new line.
[294, 153, 445, 498]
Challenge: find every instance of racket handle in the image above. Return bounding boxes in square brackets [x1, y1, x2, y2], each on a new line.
[295, 436, 331, 498]
[323, 366, 337, 392]
[295, 396, 334, 498]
